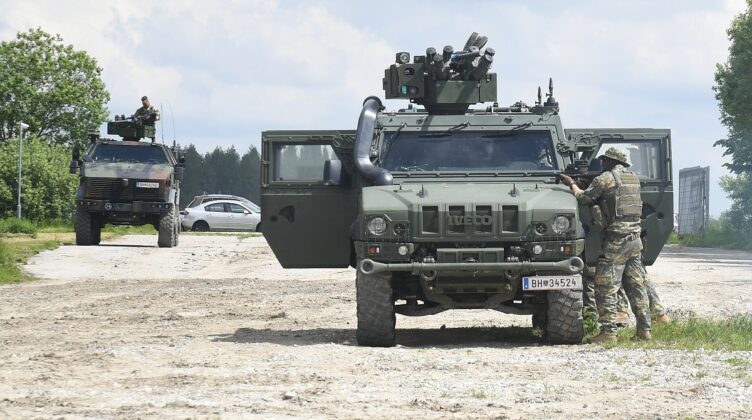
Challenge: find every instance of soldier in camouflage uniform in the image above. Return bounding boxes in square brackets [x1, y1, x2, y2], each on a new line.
[584, 265, 670, 325]
[560, 147, 652, 343]
[134, 95, 160, 126]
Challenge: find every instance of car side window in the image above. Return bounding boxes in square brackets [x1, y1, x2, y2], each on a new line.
[228, 203, 248, 214]
[205, 203, 225, 212]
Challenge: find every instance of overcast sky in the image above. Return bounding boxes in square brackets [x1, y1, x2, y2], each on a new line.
[0, 0, 746, 215]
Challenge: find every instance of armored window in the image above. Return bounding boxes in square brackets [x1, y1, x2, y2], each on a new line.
[379, 131, 558, 172]
[592, 141, 662, 180]
[90, 143, 169, 164]
[272, 144, 337, 182]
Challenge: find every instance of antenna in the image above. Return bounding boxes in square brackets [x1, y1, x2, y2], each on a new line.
[536, 86, 542, 105]
[160, 104, 165, 144]
[166, 100, 177, 146]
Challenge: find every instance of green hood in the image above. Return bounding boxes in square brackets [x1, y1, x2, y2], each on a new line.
[362, 182, 579, 239]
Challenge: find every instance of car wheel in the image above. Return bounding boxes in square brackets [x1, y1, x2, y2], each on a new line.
[255, 223, 261, 233]
[192, 220, 210, 232]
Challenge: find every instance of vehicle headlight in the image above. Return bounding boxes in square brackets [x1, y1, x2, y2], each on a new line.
[552, 215, 571, 234]
[367, 217, 387, 235]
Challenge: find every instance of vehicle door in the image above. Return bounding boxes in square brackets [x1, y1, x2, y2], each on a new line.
[567, 129, 672, 266]
[261, 130, 358, 268]
[203, 202, 230, 230]
[226, 202, 256, 230]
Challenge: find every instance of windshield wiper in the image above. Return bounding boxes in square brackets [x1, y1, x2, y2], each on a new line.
[482, 122, 533, 137]
[419, 121, 470, 138]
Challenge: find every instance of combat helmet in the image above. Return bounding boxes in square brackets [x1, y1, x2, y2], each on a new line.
[598, 147, 630, 167]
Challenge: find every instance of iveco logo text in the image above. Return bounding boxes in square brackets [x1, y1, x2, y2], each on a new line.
[448, 215, 493, 225]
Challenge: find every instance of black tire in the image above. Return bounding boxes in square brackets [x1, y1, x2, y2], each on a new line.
[255, 223, 261, 233]
[192, 220, 209, 232]
[75, 210, 96, 246]
[158, 206, 177, 248]
[92, 225, 102, 245]
[356, 263, 396, 347]
[545, 289, 584, 344]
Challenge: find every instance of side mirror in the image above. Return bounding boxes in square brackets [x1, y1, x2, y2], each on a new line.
[174, 165, 184, 181]
[178, 156, 186, 167]
[69, 160, 79, 174]
[243, 210, 251, 215]
[323, 159, 348, 186]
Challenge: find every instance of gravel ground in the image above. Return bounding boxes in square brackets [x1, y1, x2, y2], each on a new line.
[0, 235, 750, 419]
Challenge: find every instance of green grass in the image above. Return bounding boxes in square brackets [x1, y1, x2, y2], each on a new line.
[600, 315, 752, 351]
[0, 218, 38, 235]
[0, 233, 74, 284]
[0, 223, 154, 285]
[666, 218, 752, 251]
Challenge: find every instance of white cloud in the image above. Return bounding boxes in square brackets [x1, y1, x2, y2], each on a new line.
[0, 0, 748, 215]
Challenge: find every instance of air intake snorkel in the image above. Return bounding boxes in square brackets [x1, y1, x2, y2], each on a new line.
[354, 96, 393, 186]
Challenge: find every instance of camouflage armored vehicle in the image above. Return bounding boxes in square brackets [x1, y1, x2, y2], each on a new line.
[69, 114, 184, 247]
[261, 33, 673, 346]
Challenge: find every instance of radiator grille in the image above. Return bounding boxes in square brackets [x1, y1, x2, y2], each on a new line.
[86, 178, 162, 201]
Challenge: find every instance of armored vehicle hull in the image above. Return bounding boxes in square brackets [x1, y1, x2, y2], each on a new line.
[71, 136, 184, 248]
[261, 34, 673, 346]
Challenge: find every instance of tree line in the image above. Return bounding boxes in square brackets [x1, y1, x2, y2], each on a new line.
[179, 144, 261, 209]
[2, 21, 752, 232]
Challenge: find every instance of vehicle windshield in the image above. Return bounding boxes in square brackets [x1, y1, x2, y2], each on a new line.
[90, 143, 169, 164]
[379, 131, 558, 172]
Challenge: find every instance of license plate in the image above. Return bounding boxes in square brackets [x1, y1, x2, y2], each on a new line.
[522, 275, 582, 290]
[136, 181, 159, 188]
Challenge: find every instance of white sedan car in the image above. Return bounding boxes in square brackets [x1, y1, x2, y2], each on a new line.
[180, 200, 261, 232]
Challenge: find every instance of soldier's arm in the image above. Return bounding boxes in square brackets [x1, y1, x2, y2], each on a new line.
[572, 173, 607, 205]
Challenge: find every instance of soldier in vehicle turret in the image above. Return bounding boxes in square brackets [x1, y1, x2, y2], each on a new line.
[134, 95, 160, 126]
[560, 147, 652, 343]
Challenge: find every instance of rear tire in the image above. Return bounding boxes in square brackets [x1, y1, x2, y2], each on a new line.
[255, 223, 261, 233]
[192, 221, 209, 232]
[75, 210, 99, 246]
[356, 262, 396, 347]
[545, 289, 584, 344]
[158, 206, 177, 248]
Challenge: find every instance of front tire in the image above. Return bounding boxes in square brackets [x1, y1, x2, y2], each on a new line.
[356, 262, 396, 347]
[545, 289, 584, 344]
[158, 206, 177, 248]
[192, 221, 209, 232]
[75, 210, 100, 245]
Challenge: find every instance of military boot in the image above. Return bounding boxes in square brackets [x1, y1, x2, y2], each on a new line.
[588, 330, 617, 344]
[631, 329, 652, 341]
[654, 313, 671, 325]
[614, 311, 630, 327]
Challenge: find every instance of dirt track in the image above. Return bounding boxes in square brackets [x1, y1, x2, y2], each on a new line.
[1, 234, 751, 419]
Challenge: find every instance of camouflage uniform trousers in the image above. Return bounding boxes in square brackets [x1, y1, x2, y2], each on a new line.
[594, 233, 652, 333]
[583, 263, 666, 317]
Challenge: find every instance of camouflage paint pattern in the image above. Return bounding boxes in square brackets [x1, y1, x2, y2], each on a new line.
[594, 234, 651, 332]
[584, 264, 665, 317]
[84, 162, 173, 181]
[574, 164, 642, 236]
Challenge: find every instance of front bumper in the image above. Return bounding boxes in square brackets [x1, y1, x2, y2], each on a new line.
[76, 199, 173, 214]
[359, 256, 584, 276]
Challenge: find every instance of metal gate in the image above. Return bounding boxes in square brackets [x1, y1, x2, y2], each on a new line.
[678, 166, 709, 235]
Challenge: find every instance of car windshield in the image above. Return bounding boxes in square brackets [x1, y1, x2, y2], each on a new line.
[90, 143, 169, 164]
[379, 131, 558, 172]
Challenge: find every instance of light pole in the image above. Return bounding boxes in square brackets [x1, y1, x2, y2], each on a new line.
[17, 122, 29, 219]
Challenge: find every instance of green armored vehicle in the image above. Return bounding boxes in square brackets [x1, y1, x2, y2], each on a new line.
[69, 115, 185, 247]
[261, 33, 673, 346]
